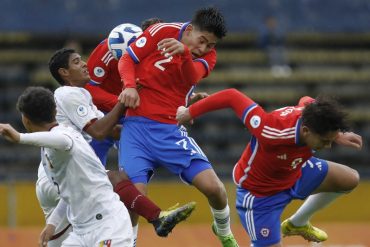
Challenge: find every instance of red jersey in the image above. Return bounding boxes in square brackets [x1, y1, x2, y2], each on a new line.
[121, 22, 217, 124]
[85, 39, 122, 112]
[189, 89, 315, 197]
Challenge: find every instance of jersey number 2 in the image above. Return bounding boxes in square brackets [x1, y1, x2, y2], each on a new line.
[154, 56, 173, 71]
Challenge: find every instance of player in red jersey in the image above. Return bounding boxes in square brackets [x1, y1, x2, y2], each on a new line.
[176, 88, 362, 246]
[117, 7, 239, 247]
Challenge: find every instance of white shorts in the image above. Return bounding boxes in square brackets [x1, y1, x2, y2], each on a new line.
[61, 204, 133, 247]
[36, 175, 71, 246]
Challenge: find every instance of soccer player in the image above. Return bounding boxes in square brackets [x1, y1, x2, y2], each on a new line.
[86, 19, 207, 165]
[118, 7, 239, 247]
[176, 88, 362, 246]
[46, 48, 195, 240]
[0, 87, 133, 246]
[85, 19, 162, 165]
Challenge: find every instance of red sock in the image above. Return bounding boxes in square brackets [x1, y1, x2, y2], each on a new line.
[114, 179, 161, 222]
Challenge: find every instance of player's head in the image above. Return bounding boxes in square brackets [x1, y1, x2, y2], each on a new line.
[141, 17, 163, 31]
[49, 48, 90, 87]
[182, 6, 227, 57]
[16, 87, 56, 132]
[301, 95, 349, 150]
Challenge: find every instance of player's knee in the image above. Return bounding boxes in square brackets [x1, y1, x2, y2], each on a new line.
[346, 168, 360, 191]
[339, 167, 360, 193]
[203, 180, 227, 200]
[107, 170, 130, 187]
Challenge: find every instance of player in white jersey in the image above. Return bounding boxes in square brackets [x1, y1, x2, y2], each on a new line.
[0, 87, 133, 246]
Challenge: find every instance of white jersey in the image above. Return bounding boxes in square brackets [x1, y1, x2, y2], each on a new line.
[54, 86, 104, 142]
[21, 125, 125, 234]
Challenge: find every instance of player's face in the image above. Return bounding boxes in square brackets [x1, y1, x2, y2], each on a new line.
[302, 126, 339, 151]
[183, 25, 217, 58]
[63, 53, 90, 87]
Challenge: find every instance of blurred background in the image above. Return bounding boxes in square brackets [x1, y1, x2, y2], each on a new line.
[0, 0, 369, 246]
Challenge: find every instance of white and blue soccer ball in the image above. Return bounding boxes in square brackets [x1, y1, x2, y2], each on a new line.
[107, 23, 143, 59]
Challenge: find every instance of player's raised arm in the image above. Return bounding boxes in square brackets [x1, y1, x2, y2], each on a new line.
[177, 88, 259, 122]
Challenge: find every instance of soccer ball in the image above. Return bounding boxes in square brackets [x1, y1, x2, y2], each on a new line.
[107, 23, 143, 59]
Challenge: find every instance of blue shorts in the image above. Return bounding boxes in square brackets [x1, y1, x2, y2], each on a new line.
[236, 157, 329, 246]
[90, 137, 119, 166]
[118, 116, 211, 184]
[89, 115, 124, 166]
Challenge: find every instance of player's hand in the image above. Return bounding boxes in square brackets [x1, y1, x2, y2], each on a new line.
[189, 92, 209, 105]
[39, 224, 56, 247]
[119, 88, 140, 108]
[157, 38, 184, 57]
[0, 123, 20, 143]
[335, 132, 363, 149]
[176, 106, 193, 125]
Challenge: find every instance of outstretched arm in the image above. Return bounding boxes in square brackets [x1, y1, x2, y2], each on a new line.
[176, 88, 256, 125]
[0, 123, 72, 150]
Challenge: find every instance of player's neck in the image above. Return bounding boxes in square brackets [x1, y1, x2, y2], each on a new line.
[32, 122, 58, 132]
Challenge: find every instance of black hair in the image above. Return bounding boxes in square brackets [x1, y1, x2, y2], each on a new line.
[191, 6, 227, 39]
[302, 95, 349, 135]
[141, 17, 163, 31]
[16, 87, 56, 124]
[48, 48, 75, 85]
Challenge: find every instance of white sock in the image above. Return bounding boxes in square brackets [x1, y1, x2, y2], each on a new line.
[132, 224, 139, 247]
[289, 192, 343, 226]
[211, 205, 232, 236]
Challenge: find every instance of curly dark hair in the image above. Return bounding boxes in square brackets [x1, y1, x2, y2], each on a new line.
[302, 95, 349, 135]
[16, 87, 56, 124]
[49, 48, 75, 85]
[191, 6, 227, 39]
[141, 17, 163, 31]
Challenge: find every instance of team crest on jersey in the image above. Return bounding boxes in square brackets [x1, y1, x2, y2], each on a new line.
[260, 228, 270, 237]
[77, 105, 88, 117]
[94, 67, 105, 78]
[250, 115, 261, 128]
[99, 239, 111, 247]
[136, 37, 147, 48]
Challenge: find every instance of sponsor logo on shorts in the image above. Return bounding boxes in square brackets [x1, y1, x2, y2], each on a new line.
[260, 228, 270, 237]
